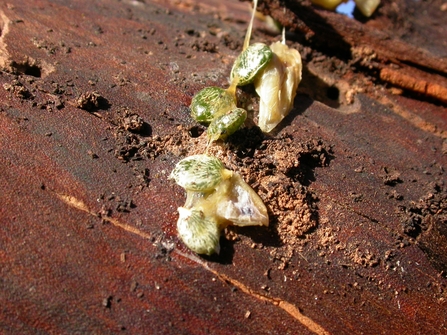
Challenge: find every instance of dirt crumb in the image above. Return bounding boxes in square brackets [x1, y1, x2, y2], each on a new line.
[399, 181, 447, 275]
[191, 40, 218, 53]
[350, 247, 380, 268]
[76, 91, 109, 111]
[317, 227, 341, 249]
[221, 34, 242, 51]
[3, 80, 33, 100]
[399, 182, 446, 238]
[381, 166, 403, 186]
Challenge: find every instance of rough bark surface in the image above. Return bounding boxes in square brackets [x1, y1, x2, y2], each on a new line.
[1, 0, 446, 334]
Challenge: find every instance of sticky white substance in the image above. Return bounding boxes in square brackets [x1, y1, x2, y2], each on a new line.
[216, 174, 269, 227]
[255, 41, 302, 133]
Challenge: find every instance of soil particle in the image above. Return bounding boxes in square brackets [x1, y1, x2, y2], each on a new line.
[122, 113, 145, 133]
[0, 72, 68, 110]
[221, 33, 242, 51]
[104, 108, 158, 161]
[87, 150, 99, 159]
[102, 295, 113, 308]
[130, 280, 138, 292]
[191, 40, 218, 53]
[115, 197, 136, 213]
[399, 181, 447, 275]
[75, 91, 109, 111]
[96, 191, 136, 218]
[350, 247, 380, 268]
[400, 182, 446, 238]
[387, 189, 403, 200]
[114, 131, 146, 161]
[381, 166, 403, 186]
[3, 80, 33, 100]
[317, 227, 341, 249]
[30, 38, 49, 53]
[442, 139, 447, 155]
[113, 126, 163, 162]
[35, 95, 65, 112]
[153, 238, 175, 261]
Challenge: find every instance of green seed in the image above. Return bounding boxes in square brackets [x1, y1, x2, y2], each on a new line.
[230, 43, 273, 86]
[207, 108, 247, 142]
[190, 87, 236, 123]
[177, 207, 221, 255]
[170, 154, 226, 192]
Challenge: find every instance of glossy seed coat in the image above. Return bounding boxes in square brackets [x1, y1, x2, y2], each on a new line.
[177, 207, 221, 255]
[207, 108, 247, 142]
[190, 87, 236, 123]
[182, 171, 269, 228]
[170, 154, 231, 192]
[230, 43, 273, 86]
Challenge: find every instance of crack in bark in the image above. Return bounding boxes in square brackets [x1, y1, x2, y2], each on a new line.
[55, 191, 330, 335]
[175, 250, 331, 335]
[379, 96, 447, 139]
[54, 192, 153, 240]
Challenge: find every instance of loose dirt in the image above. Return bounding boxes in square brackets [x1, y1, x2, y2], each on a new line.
[106, 105, 331, 268]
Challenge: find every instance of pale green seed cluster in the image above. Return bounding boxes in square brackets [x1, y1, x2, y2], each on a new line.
[189, 0, 301, 136]
[189, 86, 247, 142]
[170, 155, 269, 255]
[189, 42, 274, 141]
[176, 208, 221, 255]
[188, 1, 274, 142]
[171, 0, 303, 255]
